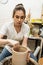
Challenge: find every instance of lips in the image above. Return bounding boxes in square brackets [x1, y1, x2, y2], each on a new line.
[17, 22, 21, 24]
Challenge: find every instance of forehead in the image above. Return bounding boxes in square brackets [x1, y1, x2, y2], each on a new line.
[14, 10, 25, 16]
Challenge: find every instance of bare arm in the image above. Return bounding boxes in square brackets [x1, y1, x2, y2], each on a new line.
[22, 37, 28, 47]
[0, 39, 9, 46]
[0, 34, 19, 47]
[22, 37, 31, 52]
[0, 34, 4, 38]
[0, 34, 8, 46]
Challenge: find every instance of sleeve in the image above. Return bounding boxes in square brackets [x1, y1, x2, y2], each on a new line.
[24, 25, 30, 38]
[0, 24, 8, 35]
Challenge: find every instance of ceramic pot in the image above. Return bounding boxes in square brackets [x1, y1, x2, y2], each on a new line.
[12, 46, 28, 65]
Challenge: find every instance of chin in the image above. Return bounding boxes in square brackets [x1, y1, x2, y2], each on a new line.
[17, 24, 22, 26]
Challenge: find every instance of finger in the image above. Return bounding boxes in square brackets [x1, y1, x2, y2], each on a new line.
[26, 58, 30, 62]
[26, 53, 30, 62]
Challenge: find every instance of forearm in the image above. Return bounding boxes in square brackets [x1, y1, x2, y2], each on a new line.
[0, 39, 8, 46]
[22, 38, 31, 52]
[22, 37, 28, 47]
[0, 34, 19, 47]
[22, 41, 27, 47]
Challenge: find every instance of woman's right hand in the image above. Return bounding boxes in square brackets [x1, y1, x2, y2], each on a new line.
[7, 39, 20, 48]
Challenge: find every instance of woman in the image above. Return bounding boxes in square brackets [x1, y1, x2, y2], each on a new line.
[0, 4, 37, 62]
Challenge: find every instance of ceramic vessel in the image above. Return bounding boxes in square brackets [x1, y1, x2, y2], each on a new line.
[12, 46, 28, 65]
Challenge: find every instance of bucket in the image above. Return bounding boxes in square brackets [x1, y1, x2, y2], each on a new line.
[12, 45, 29, 65]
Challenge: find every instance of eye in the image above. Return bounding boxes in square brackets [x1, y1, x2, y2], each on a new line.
[16, 16, 19, 19]
[15, 15, 25, 19]
[21, 16, 24, 19]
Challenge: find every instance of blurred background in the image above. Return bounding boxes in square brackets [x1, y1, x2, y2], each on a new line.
[0, 0, 43, 28]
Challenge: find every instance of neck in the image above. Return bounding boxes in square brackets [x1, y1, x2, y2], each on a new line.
[14, 24, 22, 33]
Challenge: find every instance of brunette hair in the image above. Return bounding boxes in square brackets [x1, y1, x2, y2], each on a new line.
[12, 3, 26, 18]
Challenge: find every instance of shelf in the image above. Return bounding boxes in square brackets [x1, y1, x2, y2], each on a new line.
[32, 22, 43, 28]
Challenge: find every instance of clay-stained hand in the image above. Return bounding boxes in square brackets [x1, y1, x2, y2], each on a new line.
[13, 43, 20, 52]
[26, 47, 31, 62]
[26, 52, 30, 62]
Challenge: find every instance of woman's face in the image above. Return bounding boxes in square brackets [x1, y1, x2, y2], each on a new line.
[13, 10, 25, 27]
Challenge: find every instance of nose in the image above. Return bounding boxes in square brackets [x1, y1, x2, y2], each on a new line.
[18, 18, 21, 21]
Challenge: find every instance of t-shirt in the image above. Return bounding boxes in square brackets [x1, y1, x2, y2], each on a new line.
[0, 20, 30, 53]
[0, 21, 30, 41]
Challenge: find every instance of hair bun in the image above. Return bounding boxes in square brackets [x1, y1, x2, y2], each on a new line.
[16, 3, 23, 7]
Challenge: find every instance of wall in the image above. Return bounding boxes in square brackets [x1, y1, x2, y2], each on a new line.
[0, 0, 43, 28]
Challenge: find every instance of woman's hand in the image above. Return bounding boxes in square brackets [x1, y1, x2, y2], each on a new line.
[6, 39, 20, 52]
[13, 43, 20, 52]
[26, 47, 31, 62]
[26, 52, 30, 62]
[7, 39, 20, 48]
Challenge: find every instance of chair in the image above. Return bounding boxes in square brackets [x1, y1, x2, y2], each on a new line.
[33, 46, 40, 57]
[27, 37, 42, 60]
[1, 56, 38, 65]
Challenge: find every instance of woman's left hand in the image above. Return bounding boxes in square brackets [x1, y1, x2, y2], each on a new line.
[26, 52, 30, 62]
[26, 47, 31, 62]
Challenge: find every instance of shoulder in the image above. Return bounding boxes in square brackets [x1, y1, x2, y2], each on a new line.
[5, 21, 13, 28]
[0, 21, 13, 31]
[7, 21, 13, 26]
